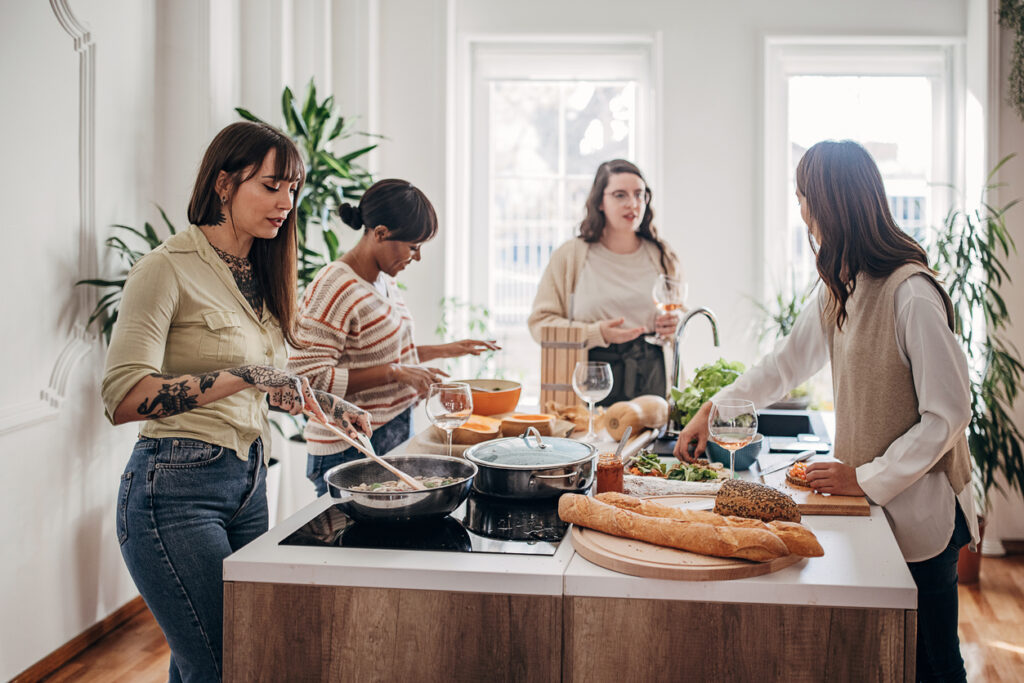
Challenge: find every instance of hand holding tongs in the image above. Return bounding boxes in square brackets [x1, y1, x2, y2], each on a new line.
[302, 409, 427, 491]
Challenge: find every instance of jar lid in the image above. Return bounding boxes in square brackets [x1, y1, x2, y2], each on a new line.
[464, 429, 595, 469]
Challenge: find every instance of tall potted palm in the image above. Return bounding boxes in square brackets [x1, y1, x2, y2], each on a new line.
[932, 155, 1023, 582]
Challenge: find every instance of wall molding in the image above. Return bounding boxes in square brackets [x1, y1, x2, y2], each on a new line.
[0, 0, 100, 435]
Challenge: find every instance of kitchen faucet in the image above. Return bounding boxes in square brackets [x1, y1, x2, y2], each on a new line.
[671, 307, 720, 393]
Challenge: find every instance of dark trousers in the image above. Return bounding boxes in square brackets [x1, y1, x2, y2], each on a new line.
[907, 503, 971, 682]
[589, 337, 666, 406]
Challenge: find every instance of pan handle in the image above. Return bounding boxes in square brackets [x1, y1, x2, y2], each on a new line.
[532, 471, 578, 485]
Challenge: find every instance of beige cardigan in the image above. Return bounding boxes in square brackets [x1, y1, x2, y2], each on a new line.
[527, 237, 681, 350]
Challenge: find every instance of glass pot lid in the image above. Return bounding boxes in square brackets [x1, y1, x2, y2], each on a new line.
[465, 428, 596, 469]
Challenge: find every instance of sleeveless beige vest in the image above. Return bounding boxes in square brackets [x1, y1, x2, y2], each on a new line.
[823, 263, 971, 494]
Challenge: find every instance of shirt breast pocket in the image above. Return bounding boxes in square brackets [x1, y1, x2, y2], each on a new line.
[198, 310, 246, 364]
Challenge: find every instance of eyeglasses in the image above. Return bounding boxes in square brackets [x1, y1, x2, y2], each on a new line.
[603, 190, 649, 205]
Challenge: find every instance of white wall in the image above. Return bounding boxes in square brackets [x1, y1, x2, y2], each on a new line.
[0, 0, 156, 678]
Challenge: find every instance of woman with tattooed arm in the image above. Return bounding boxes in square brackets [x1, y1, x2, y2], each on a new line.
[101, 122, 370, 683]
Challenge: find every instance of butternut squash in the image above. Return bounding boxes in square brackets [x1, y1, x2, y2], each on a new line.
[604, 401, 644, 441]
[631, 394, 670, 429]
[450, 415, 502, 445]
[500, 413, 556, 437]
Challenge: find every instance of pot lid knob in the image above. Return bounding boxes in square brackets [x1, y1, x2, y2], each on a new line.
[521, 426, 549, 449]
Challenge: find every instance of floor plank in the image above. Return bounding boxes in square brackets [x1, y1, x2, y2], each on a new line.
[34, 553, 1024, 682]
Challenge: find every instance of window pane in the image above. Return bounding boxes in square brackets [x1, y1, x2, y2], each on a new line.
[787, 75, 935, 286]
[491, 82, 560, 176]
[565, 82, 636, 175]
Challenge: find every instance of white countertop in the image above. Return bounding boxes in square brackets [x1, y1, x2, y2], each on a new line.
[223, 494, 575, 597]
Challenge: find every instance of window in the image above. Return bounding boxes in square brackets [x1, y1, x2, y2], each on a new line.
[450, 39, 658, 401]
[763, 39, 962, 299]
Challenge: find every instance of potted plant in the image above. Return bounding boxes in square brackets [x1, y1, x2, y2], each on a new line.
[932, 154, 1023, 583]
[752, 277, 817, 409]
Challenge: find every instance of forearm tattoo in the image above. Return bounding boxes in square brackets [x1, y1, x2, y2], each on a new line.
[314, 390, 357, 432]
[227, 365, 291, 387]
[137, 371, 220, 420]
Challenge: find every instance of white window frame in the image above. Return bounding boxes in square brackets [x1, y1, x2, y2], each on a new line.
[761, 37, 965, 297]
[446, 35, 661, 367]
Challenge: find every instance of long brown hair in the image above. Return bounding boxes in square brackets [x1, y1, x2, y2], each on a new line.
[795, 140, 930, 330]
[188, 121, 306, 347]
[579, 159, 676, 274]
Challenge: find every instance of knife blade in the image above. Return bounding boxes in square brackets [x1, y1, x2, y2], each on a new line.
[758, 450, 816, 476]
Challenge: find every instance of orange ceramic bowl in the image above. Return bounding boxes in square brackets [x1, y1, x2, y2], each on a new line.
[458, 379, 522, 416]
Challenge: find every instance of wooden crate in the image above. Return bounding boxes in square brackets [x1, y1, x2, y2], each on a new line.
[540, 325, 587, 410]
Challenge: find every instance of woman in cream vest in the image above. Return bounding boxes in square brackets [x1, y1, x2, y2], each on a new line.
[674, 140, 975, 682]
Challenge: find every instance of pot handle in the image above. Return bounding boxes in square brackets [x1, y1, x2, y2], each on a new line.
[520, 426, 549, 449]
[532, 471, 577, 484]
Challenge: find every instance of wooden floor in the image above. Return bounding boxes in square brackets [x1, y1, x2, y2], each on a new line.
[35, 553, 1024, 682]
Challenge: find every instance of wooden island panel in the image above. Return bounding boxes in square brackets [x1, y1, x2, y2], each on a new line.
[563, 597, 916, 683]
[224, 581, 561, 683]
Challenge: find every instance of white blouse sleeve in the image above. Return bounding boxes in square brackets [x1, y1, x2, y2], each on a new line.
[854, 275, 973, 506]
[716, 286, 830, 410]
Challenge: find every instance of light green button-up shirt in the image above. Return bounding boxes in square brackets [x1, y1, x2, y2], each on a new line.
[102, 225, 287, 462]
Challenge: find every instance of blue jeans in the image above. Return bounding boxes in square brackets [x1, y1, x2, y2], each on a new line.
[307, 408, 413, 497]
[117, 436, 267, 683]
[907, 503, 971, 682]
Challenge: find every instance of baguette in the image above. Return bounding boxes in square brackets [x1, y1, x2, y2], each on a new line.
[595, 492, 823, 558]
[558, 494, 788, 562]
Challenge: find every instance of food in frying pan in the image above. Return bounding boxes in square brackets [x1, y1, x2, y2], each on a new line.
[350, 476, 463, 492]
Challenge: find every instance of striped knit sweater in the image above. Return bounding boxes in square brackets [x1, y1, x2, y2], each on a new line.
[288, 260, 420, 455]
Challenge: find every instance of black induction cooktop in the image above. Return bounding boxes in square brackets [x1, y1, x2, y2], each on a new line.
[279, 491, 574, 556]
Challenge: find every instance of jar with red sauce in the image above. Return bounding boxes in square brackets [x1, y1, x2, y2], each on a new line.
[595, 452, 624, 494]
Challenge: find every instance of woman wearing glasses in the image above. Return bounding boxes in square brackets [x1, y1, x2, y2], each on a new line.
[528, 159, 682, 404]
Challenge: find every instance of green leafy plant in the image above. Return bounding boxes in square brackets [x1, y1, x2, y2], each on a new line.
[76, 207, 177, 343]
[933, 154, 1023, 508]
[669, 358, 745, 426]
[1001, 0, 1024, 122]
[753, 277, 816, 343]
[237, 78, 380, 288]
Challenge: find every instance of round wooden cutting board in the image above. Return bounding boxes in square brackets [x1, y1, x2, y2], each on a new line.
[570, 495, 805, 581]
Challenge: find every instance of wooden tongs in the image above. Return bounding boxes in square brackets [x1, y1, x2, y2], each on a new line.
[302, 409, 427, 491]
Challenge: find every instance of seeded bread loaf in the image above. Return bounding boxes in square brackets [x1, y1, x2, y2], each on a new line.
[595, 492, 822, 557]
[713, 479, 801, 523]
[558, 493, 789, 562]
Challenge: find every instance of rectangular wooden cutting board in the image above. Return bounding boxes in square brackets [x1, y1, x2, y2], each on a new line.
[760, 470, 870, 516]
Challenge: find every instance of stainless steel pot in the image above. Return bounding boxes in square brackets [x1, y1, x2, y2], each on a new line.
[463, 427, 597, 499]
[324, 454, 477, 523]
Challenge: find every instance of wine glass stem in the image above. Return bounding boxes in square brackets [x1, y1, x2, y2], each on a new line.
[446, 429, 453, 458]
[587, 400, 595, 437]
[729, 448, 736, 479]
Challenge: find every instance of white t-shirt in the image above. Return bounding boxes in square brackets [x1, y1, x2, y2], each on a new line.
[717, 274, 978, 562]
[573, 243, 659, 334]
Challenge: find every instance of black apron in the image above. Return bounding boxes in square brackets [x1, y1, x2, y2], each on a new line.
[588, 337, 666, 406]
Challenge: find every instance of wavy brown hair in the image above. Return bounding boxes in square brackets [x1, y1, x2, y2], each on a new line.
[579, 159, 676, 274]
[796, 140, 931, 330]
[188, 121, 306, 347]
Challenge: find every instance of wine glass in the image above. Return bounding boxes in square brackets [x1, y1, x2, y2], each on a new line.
[572, 361, 613, 442]
[426, 382, 473, 458]
[645, 274, 687, 346]
[708, 398, 758, 479]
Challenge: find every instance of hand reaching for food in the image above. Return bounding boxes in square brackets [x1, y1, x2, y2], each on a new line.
[673, 400, 712, 462]
[388, 363, 449, 395]
[443, 339, 501, 357]
[600, 317, 645, 345]
[804, 462, 864, 496]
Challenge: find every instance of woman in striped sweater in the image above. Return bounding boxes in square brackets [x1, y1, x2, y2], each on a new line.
[288, 179, 499, 495]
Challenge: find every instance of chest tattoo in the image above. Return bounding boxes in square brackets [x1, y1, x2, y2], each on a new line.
[213, 245, 263, 317]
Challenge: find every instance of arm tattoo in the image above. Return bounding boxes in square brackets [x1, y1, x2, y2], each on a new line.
[137, 371, 221, 419]
[227, 365, 291, 387]
[314, 390, 355, 431]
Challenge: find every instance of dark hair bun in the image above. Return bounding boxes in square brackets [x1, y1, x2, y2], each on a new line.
[339, 203, 363, 230]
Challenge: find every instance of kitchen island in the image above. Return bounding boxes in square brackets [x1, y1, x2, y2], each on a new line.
[223, 491, 916, 681]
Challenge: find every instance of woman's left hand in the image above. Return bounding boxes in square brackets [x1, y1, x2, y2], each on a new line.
[441, 339, 501, 358]
[804, 462, 864, 496]
[311, 390, 373, 439]
[653, 312, 680, 338]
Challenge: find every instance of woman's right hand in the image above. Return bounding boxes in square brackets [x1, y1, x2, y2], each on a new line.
[673, 400, 713, 462]
[227, 365, 317, 416]
[599, 317, 645, 345]
[388, 363, 449, 396]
